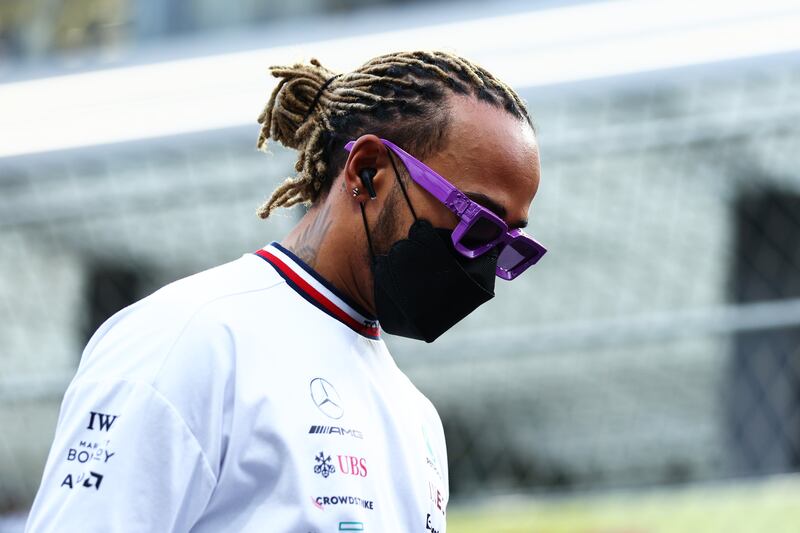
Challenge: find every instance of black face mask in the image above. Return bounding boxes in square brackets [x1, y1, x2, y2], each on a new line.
[368, 217, 498, 342]
[360, 154, 498, 343]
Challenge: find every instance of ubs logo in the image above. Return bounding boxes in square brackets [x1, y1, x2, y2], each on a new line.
[312, 451, 368, 478]
[310, 378, 344, 419]
[314, 451, 336, 478]
[337, 455, 368, 477]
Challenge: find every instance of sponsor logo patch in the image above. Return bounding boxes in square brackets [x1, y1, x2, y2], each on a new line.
[60, 471, 103, 490]
[308, 425, 363, 439]
[66, 447, 115, 464]
[312, 495, 375, 510]
[313, 451, 369, 478]
[86, 411, 118, 432]
[310, 378, 344, 419]
[339, 522, 365, 531]
[428, 482, 446, 516]
[425, 513, 441, 533]
[337, 455, 368, 477]
[63, 439, 115, 466]
[313, 451, 336, 478]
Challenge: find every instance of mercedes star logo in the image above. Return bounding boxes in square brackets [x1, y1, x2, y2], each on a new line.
[310, 378, 344, 419]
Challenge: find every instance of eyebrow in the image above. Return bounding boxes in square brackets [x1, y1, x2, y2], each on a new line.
[464, 191, 528, 229]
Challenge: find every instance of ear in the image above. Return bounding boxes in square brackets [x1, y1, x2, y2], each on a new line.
[343, 134, 392, 204]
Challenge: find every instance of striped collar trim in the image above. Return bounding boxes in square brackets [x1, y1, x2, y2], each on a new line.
[254, 243, 381, 340]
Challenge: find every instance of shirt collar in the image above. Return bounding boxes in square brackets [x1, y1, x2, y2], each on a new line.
[254, 243, 380, 340]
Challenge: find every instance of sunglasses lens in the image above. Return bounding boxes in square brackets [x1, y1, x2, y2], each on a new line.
[460, 217, 504, 250]
[498, 239, 543, 272]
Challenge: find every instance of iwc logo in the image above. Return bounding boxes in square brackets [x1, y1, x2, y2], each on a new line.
[310, 378, 344, 419]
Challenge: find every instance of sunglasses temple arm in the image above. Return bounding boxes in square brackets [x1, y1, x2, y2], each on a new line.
[395, 154, 470, 215]
[348, 138, 472, 217]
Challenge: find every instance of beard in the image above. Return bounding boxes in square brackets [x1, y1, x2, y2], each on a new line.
[368, 177, 406, 257]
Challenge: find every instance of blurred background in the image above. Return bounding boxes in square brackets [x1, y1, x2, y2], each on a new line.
[2, 0, 800, 531]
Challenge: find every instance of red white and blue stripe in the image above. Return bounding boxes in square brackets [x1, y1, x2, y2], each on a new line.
[254, 243, 381, 340]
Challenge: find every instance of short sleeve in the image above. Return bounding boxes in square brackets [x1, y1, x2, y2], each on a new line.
[25, 379, 217, 533]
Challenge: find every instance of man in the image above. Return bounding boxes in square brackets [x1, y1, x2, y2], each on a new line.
[26, 50, 543, 532]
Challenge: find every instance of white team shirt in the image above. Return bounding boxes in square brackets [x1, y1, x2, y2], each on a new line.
[26, 243, 449, 533]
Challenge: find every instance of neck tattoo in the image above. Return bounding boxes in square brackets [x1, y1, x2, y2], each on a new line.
[286, 200, 333, 269]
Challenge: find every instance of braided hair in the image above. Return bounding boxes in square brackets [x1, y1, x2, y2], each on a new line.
[255, 51, 534, 218]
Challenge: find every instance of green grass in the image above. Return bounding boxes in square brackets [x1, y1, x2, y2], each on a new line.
[447, 475, 800, 533]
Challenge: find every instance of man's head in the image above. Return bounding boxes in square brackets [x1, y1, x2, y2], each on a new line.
[256, 50, 541, 337]
[256, 51, 538, 220]
[344, 95, 540, 259]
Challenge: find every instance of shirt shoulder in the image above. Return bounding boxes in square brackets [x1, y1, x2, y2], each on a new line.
[25, 378, 217, 533]
[68, 254, 287, 475]
[77, 254, 282, 381]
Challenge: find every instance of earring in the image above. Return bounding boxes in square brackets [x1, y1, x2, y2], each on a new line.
[352, 187, 360, 197]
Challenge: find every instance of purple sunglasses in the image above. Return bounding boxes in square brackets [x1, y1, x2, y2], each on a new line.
[344, 137, 546, 280]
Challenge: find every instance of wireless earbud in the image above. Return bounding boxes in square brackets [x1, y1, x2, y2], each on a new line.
[358, 168, 378, 199]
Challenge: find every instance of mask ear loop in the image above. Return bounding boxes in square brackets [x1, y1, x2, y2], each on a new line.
[360, 202, 376, 260]
[386, 150, 417, 220]
[360, 147, 418, 261]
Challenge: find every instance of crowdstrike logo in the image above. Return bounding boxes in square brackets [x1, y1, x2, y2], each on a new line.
[312, 495, 375, 510]
[310, 378, 344, 419]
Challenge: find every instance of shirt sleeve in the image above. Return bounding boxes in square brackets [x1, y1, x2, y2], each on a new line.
[25, 378, 217, 533]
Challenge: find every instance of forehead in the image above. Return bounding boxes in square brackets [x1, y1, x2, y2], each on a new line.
[429, 95, 540, 221]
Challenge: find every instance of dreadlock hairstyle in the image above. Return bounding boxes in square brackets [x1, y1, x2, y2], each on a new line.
[255, 51, 534, 219]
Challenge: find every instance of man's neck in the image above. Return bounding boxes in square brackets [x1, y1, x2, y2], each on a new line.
[280, 200, 376, 317]
[281, 201, 333, 270]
